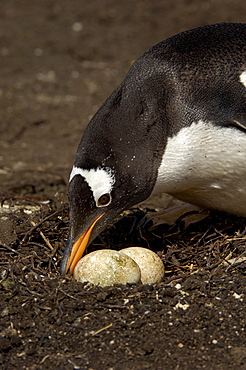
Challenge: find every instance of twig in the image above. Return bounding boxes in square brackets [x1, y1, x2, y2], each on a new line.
[8, 120, 47, 143]
[163, 272, 191, 284]
[30, 221, 53, 251]
[90, 323, 113, 336]
[0, 242, 24, 256]
[58, 288, 80, 301]
[22, 207, 66, 242]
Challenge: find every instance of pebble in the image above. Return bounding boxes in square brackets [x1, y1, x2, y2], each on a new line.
[72, 22, 83, 32]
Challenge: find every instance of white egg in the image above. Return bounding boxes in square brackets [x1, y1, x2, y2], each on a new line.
[120, 247, 164, 284]
[73, 249, 141, 287]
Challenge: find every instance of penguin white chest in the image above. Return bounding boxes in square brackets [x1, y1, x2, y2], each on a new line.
[152, 120, 246, 217]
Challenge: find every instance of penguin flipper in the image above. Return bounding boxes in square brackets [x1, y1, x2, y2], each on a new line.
[139, 204, 209, 231]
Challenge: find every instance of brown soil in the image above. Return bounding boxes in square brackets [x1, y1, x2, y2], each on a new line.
[1, 1, 246, 369]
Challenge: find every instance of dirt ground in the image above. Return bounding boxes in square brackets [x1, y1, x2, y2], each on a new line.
[1, 1, 246, 369]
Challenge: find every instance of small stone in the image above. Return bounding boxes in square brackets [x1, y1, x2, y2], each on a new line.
[120, 247, 164, 284]
[1, 307, 9, 317]
[73, 249, 141, 287]
[34, 47, 43, 56]
[72, 22, 83, 32]
[1, 279, 17, 293]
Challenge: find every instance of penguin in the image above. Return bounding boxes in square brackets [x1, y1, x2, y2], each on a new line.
[60, 23, 246, 275]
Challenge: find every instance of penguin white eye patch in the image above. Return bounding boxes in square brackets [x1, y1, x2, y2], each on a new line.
[69, 166, 115, 207]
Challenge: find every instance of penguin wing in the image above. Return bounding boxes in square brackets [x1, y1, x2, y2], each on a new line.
[199, 78, 246, 133]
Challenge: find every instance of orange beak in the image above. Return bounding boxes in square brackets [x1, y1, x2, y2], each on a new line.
[65, 213, 105, 275]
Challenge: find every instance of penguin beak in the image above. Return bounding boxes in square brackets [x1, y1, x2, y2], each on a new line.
[61, 213, 105, 275]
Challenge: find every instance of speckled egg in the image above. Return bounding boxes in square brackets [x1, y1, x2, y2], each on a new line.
[120, 247, 164, 284]
[73, 249, 141, 287]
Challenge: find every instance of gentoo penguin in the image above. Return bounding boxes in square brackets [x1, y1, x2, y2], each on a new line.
[61, 23, 246, 275]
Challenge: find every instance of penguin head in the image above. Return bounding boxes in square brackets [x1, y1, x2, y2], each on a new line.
[60, 75, 168, 275]
[61, 170, 139, 274]
[60, 156, 155, 276]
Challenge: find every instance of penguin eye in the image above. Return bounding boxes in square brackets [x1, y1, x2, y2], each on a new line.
[97, 193, 111, 207]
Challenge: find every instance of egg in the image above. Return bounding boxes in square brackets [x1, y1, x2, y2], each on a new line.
[73, 249, 141, 287]
[120, 247, 164, 284]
